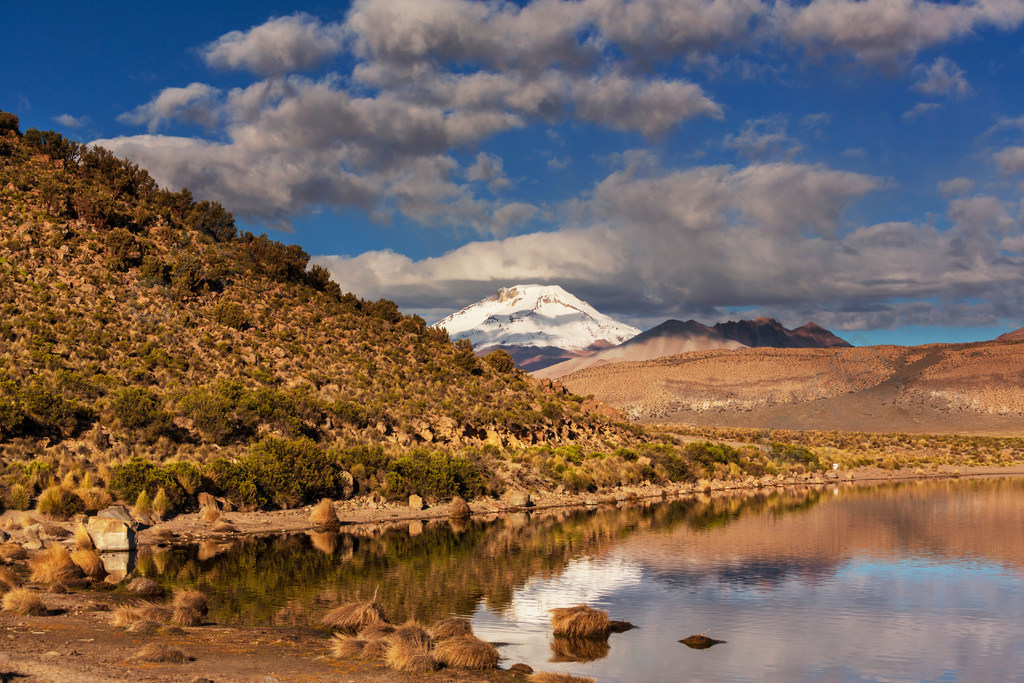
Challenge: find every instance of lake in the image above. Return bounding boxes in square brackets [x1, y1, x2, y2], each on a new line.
[140, 476, 1024, 682]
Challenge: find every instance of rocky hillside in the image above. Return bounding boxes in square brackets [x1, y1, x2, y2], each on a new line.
[713, 317, 851, 348]
[0, 113, 685, 511]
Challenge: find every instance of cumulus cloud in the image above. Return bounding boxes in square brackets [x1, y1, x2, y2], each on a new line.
[994, 146, 1024, 174]
[938, 177, 975, 196]
[779, 0, 1024, 64]
[913, 57, 971, 98]
[118, 83, 222, 132]
[202, 13, 346, 75]
[465, 152, 511, 192]
[723, 116, 800, 159]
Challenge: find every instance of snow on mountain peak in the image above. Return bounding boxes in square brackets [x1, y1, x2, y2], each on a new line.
[433, 284, 640, 351]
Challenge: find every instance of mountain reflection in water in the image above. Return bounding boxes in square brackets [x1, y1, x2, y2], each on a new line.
[138, 477, 1024, 681]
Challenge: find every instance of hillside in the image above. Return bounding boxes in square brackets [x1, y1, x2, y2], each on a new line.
[0, 113, 694, 512]
[713, 317, 851, 348]
[557, 341, 1024, 435]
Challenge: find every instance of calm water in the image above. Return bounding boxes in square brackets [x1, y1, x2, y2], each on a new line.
[140, 477, 1024, 682]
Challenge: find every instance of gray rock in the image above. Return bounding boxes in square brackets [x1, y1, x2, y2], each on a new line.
[409, 494, 425, 510]
[197, 492, 218, 510]
[97, 505, 136, 527]
[339, 471, 355, 500]
[22, 525, 43, 550]
[87, 517, 136, 552]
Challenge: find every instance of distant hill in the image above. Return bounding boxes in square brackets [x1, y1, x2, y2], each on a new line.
[556, 340, 1024, 435]
[536, 317, 850, 379]
[432, 284, 639, 371]
[996, 326, 1024, 342]
[714, 317, 851, 348]
[534, 319, 747, 379]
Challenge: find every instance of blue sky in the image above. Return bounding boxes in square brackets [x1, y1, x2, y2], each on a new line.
[5, 1, 1024, 345]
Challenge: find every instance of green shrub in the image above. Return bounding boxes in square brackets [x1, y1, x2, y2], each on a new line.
[245, 436, 345, 509]
[111, 386, 171, 441]
[6, 484, 30, 511]
[213, 301, 249, 330]
[484, 349, 516, 374]
[204, 457, 263, 508]
[109, 457, 186, 511]
[383, 449, 485, 501]
[769, 442, 822, 469]
[164, 461, 202, 495]
[0, 111, 19, 135]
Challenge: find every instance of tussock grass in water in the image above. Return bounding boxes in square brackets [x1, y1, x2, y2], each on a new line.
[549, 604, 611, 638]
[434, 634, 500, 669]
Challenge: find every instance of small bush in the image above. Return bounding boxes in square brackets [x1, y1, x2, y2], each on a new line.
[35, 486, 85, 519]
[109, 457, 185, 511]
[213, 301, 249, 330]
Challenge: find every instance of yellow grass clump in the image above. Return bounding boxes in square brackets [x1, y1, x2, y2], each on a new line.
[385, 635, 438, 672]
[28, 544, 84, 585]
[200, 505, 220, 522]
[74, 524, 93, 549]
[111, 604, 143, 628]
[389, 621, 432, 649]
[70, 548, 105, 577]
[0, 543, 28, 562]
[321, 600, 388, 632]
[134, 642, 187, 663]
[330, 634, 366, 659]
[430, 616, 473, 641]
[139, 602, 173, 623]
[127, 577, 165, 598]
[530, 672, 597, 683]
[171, 588, 208, 626]
[151, 487, 172, 518]
[78, 487, 113, 514]
[0, 566, 23, 590]
[2, 587, 46, 616]
[134, 490, 152, 516]
[211, 520, 236, 533]
[358, 623, 395, 639]
[434, 634, 499, 669]
[310, 498, 341, 529]
[549, 605, 611, 638]
[360, 638, 389, 660]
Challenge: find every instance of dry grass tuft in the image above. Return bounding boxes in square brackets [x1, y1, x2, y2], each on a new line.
[200, 505, 220, 523]
[430, 616, 473, 641]
[2, 587, 46, 616]
[138, 602, 173, 622]
[358, 623, 396, 640]
[134, 642, 187, 663]
[330, 634, 366, 659]
[171, 606, 203, 627]
[448, 496, 471, 519]
[309, 531, 338, 555]
[0, 566, 23, 589]
[530, 672, 597, 683]
[321, 600, 388, 633]
[550, 635, 610, 663]
[434, 634, 499, 669]
[389, 621, 432, 649]
[73, 524, 93, 549]
[0, 543, 28, 562]
[172, 588, 208, 615]
[549, 604, 611, 638]
[127, 577, 165, 599]
[127, 619, 162, 634]
[359, 638, 389, 660]
[211, 521, 235, 533]
[70, 548, 105, 577]
[310, 498, 341, 529]
[111, 604, 142, 628]
[385, 636, 438, 673]
[28, 544, 84, 585]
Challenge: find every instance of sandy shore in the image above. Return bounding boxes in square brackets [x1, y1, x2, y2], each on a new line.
[3, 464, 1023, 682]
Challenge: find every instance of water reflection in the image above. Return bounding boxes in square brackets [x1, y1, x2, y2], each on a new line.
[136, 477, 1024, 681]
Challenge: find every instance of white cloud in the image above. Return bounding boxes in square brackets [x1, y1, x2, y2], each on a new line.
[202, 13, 346, 76]
[913, 57, 971, 98]
[54, 114, 88, 129]
[118, 83, 222, 133]
[902, 102, 944, 121]
[938, 177, 975, 196]
[723, 115, 800, 159]
[994, 146, 1024, 174]
[465, 152, 512, 192]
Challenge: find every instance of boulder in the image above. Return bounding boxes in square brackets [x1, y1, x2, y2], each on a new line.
[409, 494, 425, 510]
[197, 492, 218, 510]
[22, 525, 43, 550]
[97, 505, 136, 528]
[339, 471, 355, 500]
[503, 490, 532, 508]
[87, 517, 136, 552]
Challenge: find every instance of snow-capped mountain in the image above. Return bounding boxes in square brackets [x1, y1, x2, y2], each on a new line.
[433, 284, 640, 353]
